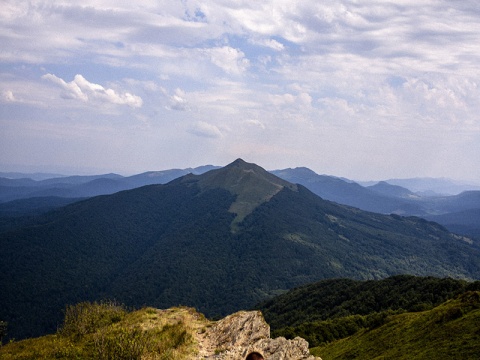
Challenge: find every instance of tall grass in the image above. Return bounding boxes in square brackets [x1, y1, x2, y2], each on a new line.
[58, 300, 126, 339]
[1, 303, 197, 359]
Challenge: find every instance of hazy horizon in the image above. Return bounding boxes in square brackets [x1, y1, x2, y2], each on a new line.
[1, 2, 480, 182]
[2, 159, 480, 186]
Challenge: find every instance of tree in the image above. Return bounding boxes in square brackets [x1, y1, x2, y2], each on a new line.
[0, 321, 7, 345]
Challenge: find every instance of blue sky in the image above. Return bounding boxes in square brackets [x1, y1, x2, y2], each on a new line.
[1, 1, 479, 181]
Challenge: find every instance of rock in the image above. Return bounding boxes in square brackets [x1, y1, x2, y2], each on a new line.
[196, 310, 321, 360]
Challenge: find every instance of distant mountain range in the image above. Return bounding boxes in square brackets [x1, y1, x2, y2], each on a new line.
[1, 163, 479, 238]
[271, 168, 480, 238]
[0, 166, 219, 203]
[372, 177, 480, 195]
[1, 159, 479, 341]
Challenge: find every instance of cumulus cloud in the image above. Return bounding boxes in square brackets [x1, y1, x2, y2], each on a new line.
[2, 90, 15, 102]
[249, 37, 285, 51]
[245, 119, 265, 129]
[188, 121, 223, 138]
[206, 46, 249, 75]
[166, 88, 189, 111]
[270, 92, 312, 108]
[42, 74, 143, 108]
[318, 97, 356, 117]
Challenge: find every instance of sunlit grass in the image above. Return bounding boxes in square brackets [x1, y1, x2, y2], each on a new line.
[0, 303, 202, 360]
[311, 292, 480, 360]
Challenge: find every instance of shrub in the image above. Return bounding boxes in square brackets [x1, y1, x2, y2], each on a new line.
[58, 300, 127, 339]
[0, 321, 6, 345]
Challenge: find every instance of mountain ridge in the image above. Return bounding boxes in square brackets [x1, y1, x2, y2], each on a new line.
[1, 162, 479, 239]
[193, 159, 298, 227]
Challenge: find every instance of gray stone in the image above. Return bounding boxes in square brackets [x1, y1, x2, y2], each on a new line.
[196, 310, 321, 360]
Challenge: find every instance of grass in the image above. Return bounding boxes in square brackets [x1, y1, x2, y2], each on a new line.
[0, 303, 203, 360]
[311, 291, 480, 360]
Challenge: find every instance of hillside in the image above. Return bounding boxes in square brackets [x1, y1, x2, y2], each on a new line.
[426, 208, 480, 239]
[311, 291, 480, 359]
[271, 168, 418, 214]
[257, 275, 480, 345]
[1, 159, 480, 341]
[0, 302, 318, 360]
[272, 167, 480, 238]
[1, 292, 478, 359]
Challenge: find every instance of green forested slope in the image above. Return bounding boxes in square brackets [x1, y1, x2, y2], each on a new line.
[311, 291, 480, 359]
[259, 275, 480, 328]
[257, 275, 480, 347]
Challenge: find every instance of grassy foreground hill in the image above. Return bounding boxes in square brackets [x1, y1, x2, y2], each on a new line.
[0, 302, 201, 360]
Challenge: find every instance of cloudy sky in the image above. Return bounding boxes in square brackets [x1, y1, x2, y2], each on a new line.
[1, 1, 480, 181]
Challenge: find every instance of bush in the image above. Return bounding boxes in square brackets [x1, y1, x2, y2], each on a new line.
[0, 321, 6, 345]
[58, 300, 127, 339]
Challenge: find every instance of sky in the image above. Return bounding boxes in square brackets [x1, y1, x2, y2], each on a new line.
[1, 1, 480, 181]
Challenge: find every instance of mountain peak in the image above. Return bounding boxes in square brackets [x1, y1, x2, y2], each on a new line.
[194, 159, 297, 228]
[223, 158, 267, 172]
[228, 158, 249, 167]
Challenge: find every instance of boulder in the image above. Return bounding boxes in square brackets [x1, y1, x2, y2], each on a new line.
[196, 310, 321, 360]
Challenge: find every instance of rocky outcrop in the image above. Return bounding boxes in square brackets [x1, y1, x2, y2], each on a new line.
[195, 310, 321, 360]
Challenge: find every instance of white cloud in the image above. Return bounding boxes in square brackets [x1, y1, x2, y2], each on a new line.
[166, 88, 189, 111]
[270, 92, 312, 108]
[249, 38, 284, 51]
[2, 90, 15, 102]
[42, 74, 143, 108]
[188, 121, 223, 138]
[245, 119, 265, 129]
[318, 97, 356, 117]
[205, 46, 250, 75]
[42, 74, 88, 101]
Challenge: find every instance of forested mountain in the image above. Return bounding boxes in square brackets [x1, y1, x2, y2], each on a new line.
[271, 167, 417, 214]
[426, 209, 480, 239]
[383, 177, 480, 195]
[272, 167, 480, 238]
[1, 159, 480, 341]
[0, 166, 218, 203]
[2, 165, 479, 237]
[366, 181, 418, 199]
